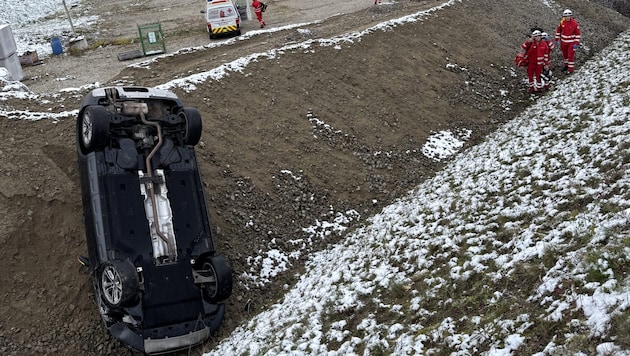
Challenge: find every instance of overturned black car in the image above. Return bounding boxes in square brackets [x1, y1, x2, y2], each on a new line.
[75, 86, 232, 354]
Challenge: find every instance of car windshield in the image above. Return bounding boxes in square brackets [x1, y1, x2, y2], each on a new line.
[207, 6, 235, 20]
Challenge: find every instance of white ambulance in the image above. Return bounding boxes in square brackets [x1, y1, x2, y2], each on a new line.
[202, 0, 242, 39]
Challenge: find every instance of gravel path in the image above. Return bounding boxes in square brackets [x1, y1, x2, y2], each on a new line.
[21, 0, 373, 94]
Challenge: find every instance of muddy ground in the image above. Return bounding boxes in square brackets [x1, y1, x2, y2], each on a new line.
[0, 0, 628, 355]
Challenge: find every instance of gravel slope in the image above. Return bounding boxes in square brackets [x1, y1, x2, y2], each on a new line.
[0, 0, 628, 355]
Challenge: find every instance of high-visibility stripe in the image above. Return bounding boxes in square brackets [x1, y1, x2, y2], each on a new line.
[212, 25, 237, 34]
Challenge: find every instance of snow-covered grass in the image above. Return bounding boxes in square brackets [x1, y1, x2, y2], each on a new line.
[203, 31, 630, 355]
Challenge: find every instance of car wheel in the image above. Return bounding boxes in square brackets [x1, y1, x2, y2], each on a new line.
[100, 260, 139, 308]
[79, 105, 110, 151]
[199, 255, 233, 302]
[178, 107, 203, 146]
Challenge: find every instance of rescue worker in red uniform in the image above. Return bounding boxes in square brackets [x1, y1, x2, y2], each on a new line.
[541, 32, 554, 90]
[554, 9, 581, 74]
[541, 32, 555, 52]
[523, 30, 550, 94]
[252, 0, 265, 28]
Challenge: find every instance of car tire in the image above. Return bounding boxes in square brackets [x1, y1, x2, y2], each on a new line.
[79, 105, 110, 152]
[178, 107, 203, 146]
[100, 260, 139, 308]
[200, 255, 233, 303]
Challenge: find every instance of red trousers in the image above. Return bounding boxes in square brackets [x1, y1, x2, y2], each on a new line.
[560, 43, 576, 72]
[527, 64, 543, 92]
[255, 11, 265, 26]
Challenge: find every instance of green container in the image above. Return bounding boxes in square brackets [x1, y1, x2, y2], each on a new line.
[137, 23, 166, 56]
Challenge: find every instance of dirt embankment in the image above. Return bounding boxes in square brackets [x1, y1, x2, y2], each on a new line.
[1, 0, 628, 355]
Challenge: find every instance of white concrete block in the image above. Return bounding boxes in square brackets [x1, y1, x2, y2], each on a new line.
[0, 24, 18, 58]
[0, 53, 24, 81]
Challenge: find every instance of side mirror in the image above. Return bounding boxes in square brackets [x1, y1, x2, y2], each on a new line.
[200, 9, 206, 13]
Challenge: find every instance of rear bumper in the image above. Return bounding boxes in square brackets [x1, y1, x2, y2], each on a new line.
[207, 22, 239, 35]
[108, 303, 225, 354]
[145, 327, 210, 354]
[109, 323, 210, 355]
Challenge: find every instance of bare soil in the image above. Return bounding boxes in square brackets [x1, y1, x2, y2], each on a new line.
[0, 0, 628, 355]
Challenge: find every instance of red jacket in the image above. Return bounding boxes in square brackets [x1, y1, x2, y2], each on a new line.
[554, 18, 581, 46]
[252, 0, 262, 12]
[525, 40, 549, 66]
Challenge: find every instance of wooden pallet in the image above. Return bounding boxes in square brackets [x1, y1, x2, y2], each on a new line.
[19, 51, 43, 66]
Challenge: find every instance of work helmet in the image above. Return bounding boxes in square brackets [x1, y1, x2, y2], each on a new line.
[532, 30, 542, 37]
[563, 9, 573, 17]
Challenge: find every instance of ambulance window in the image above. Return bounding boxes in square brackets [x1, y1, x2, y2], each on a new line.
[207, 6, 234, 19]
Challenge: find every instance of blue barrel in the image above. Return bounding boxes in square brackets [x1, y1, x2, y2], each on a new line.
[51, 37, 63, 55]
